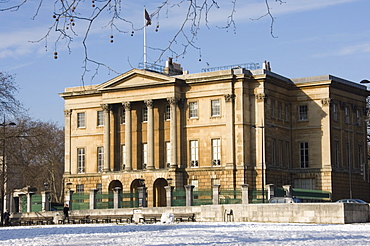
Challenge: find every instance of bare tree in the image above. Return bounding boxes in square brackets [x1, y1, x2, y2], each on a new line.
[6, 117, 64, 203]
[0, 72, 22, 116]
[0, 0, 284, 82]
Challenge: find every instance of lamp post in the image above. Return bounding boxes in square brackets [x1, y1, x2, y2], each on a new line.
[251, 124, 274, 203]
[42, 182, 50, 212]
[0, 118, 16, 226]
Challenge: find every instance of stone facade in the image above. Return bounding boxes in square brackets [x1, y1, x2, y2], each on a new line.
[60, 65, 370, 206]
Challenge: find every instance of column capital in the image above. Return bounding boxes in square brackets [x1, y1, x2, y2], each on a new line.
[167, 97, 179, 105]
[256, 93, 268, 102]
[101, 104, 112, 112]
[122, 101, 131, 110]
[64, 109, 72, 117]
[144, 99, 153, 108]
[224, 94, 236, 102]
[321, 98, 332, 106]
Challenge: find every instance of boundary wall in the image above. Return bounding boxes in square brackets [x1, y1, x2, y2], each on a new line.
[19, 203, 370, 224]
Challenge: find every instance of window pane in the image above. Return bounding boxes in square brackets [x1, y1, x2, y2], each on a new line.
[97, 111, 104, 126]
[121, 108, 125, 124]
[298, 105, 308, 121]
[122, 145, 126, 169]
[190, 140, 199, 167]
[142, 107, 148, 122]
[300, 142, 308, 168]
[77, 148, 85, 173]
[77, 112, 85, 128]
[211, 100, 220, 116]
[143, 143, 147, 168]
[165, 105, 171, 120]
[345, 107, 350, 124]
[166, 142, 171, 167]
[189, 102, 198, 118]
[212, 138, 220, 166]
[97, 147, 104, 173]
[76, 184, 84, 193]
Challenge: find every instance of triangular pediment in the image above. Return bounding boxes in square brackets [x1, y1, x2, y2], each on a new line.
[96, 69, 179, 91]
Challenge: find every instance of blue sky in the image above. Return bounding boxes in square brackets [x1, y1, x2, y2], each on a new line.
[0, 0, 369, 125]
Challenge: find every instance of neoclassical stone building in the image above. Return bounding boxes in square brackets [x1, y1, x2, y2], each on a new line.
[60, 62, 370, 206]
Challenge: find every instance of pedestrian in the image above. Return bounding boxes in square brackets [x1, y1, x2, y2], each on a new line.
[3, 209, 10, 226]
[63, 204, 69, 222]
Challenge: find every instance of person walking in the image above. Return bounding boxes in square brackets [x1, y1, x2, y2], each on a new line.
[63, 204, 69, 223]
[3, 210, 10, 226]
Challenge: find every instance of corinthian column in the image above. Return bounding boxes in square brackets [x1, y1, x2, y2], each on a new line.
[64, 110, 72, 174]
[101, 104, 111, 172]
[122, 102, 132, 170]
[145, 99, 154, 169]
[167, 97, 178, 168]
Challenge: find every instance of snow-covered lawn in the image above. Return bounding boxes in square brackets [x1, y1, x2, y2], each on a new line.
[1, 222, 370, 245]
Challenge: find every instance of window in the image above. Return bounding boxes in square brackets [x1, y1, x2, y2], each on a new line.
[333, 104, 338, 121]
[277, 102, 282, 120]
[271, 139, 276, 166]
[122, 145, 126, 169]
[165, 105, 171, 120]
[189, 101, 198, 118]
[345, 107, 349, 124]
[77, 148, 85, 173]
[77, 112, 85, 128]
[294, 179, 316, 190]
[271, 100, 275, 118]
[211, 99, 220, 117]
[357, 145, 363, 169]
[190, 179, 199, 190]
[76, 184, 84, 193]
[299, 142, 308, 168]
[285, 141, 290, 168]
[121, 108, 125, 124]
[97, 147, 104, 173]
[165, 142, 171, 167]
[284, 104, 290, 122]
[212, 138, 221, 166]
[278, 140, 283, 167]
[142, 143, 147, 169]
[190, 140, 199, 167]
[191, 179, 199, 199]
[298, 105, 308, 121]
[356, 109, 361, 126]
[334, 141, 339, 168]
[347, 142, 351, 169]
[142, 107, 148, 122]
[96, 183, 102, 193]
[76, 184, 84, 203]
[97, 111, 104, 126]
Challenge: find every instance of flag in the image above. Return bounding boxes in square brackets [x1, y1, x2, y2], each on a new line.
[145, 9, 151, 26]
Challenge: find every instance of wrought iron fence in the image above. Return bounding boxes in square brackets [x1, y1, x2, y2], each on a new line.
[220, 189, 242, 204]
[72, 193, 90, 210]
[193, 189, 213, 206]
[172, 188, 186, 206]
[250, 189, 267, 203]
[121, 192, 139, 208]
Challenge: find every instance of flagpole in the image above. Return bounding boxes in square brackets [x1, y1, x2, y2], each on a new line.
[143, 7, 147, 70]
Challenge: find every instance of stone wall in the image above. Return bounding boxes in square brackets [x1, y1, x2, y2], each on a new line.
[21, 203, 369, 224]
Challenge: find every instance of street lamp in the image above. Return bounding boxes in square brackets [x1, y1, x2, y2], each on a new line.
[0, 119, 16, 226]
[43, 182, 49, 191]
[251, 124, 274, 203]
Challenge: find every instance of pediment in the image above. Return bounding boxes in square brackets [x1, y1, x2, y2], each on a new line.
[96, 69, 178, 91]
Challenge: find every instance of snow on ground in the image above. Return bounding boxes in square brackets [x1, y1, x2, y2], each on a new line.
[1, 222, 370, 245]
